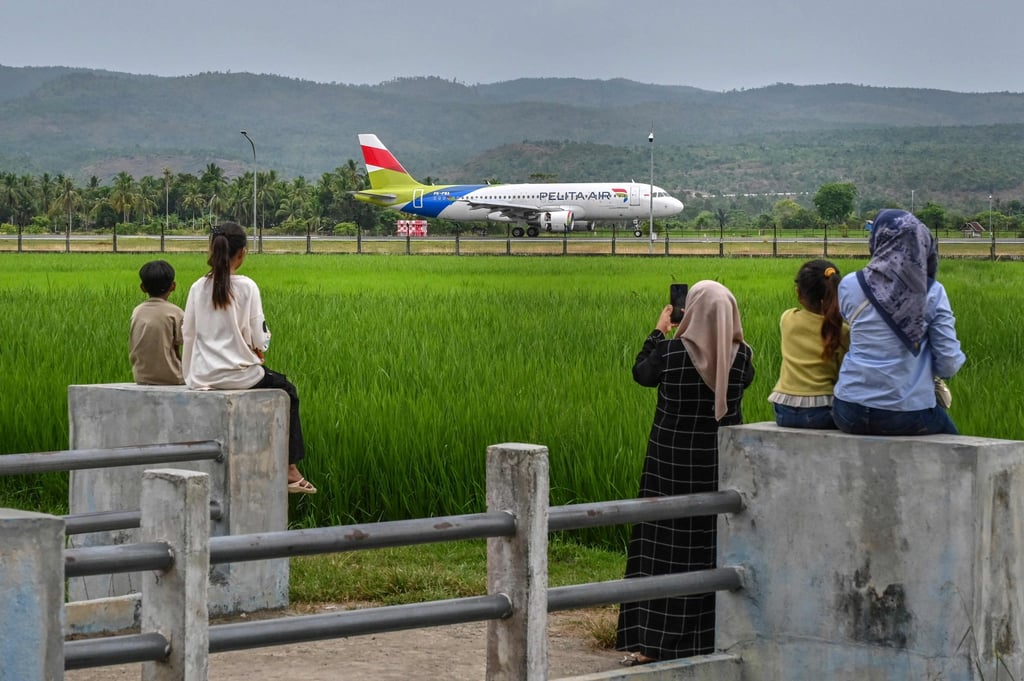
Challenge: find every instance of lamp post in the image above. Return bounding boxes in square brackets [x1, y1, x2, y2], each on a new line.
[911, 189, 915, 214]
[240, 131, 258, 253]
[648, 129, 655, 254]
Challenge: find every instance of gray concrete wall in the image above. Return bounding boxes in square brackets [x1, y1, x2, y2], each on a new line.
[67, 383, 290, 616]
[0, 509, 65, 680]
[718, 422, 1024, 681]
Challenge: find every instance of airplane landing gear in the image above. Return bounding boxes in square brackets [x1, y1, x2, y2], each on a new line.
[526, 226, 540, 238]
[634, 229, 643, 238]
[512, 226, 525, 238]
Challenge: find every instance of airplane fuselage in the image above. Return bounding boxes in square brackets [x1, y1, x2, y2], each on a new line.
[375, 181, 683, 223]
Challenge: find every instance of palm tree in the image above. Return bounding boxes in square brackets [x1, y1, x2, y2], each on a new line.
[14, 174, 37, 227]
[182, 187, 206, 230]
[109, 172, 135, 223]
[0, 173, 20, 226]
[82, 176, 103, 230]
[108, 171, 136, 252]
[38, 173, 54, 230]
[200, 163, 227, 199]
[276, 177, 312, 231]
[54, 175, 81, 252]
[229, 175, 252, 225]
[137, 176, 161, 224]
[256, 170, 279, 230]
[162, 167, 173, 250]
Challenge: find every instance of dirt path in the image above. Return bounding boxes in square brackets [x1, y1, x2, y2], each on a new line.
[66, 605, 624, 680]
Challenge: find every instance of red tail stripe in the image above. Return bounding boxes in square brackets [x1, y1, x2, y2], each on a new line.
[361, 146, 406, 173]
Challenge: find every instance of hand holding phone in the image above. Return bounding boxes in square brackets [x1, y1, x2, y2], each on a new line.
[670, 283, 688, 324]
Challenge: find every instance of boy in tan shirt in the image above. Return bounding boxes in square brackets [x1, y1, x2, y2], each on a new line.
[130, 260, 184, 385]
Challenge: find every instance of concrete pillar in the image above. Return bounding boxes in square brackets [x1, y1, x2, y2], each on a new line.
[67, 383, 289, 616]
[0, 509, 65, 681]
[717, 422, 1024, 681]
[140, 469, 210, 681]
[485, 443, 550, 681]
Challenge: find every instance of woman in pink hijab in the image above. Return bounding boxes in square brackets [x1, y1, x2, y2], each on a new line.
[617, 280, 755, 664]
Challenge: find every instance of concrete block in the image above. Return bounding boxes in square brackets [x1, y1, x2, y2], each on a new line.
[0, 509, 65, 680]
[67, 383, 289, 616]
[65, 594, 141, 636]
[718, 422, 1024, 681]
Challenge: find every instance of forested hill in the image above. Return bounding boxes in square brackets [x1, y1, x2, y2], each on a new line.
[2, 65, 1023, 211]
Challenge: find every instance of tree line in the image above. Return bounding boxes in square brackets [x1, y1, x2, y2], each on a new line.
[2, 169, 1022, 240]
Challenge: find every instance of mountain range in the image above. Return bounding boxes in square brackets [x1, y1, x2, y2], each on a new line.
[2, 65, 1023, 212]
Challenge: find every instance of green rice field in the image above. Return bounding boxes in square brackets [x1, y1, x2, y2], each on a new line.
[1, 253, 1021, 548]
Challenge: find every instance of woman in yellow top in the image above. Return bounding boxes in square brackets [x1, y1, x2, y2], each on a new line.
[768, 259, 850, 429]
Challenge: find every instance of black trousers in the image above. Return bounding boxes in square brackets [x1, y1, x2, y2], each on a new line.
[252, 367, 305, 465]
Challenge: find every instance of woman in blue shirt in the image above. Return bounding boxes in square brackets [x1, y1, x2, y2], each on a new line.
[832, 209, 966, 435]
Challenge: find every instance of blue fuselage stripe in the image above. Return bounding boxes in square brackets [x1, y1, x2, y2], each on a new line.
[398, 185, 484, 218]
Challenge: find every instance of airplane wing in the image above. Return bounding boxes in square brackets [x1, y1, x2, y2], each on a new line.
[457, 197, 570, 221]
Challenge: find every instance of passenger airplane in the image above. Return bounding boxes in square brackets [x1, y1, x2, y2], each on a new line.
[354, 134, 684, 237]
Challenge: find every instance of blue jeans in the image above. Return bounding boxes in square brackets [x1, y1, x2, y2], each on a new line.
[773, 404, 836, 430]
[832, 397, 959, 436]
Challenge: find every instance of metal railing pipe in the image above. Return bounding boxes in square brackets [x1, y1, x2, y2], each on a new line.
[64, 500, 223, 535]
[547, 567, 743, 612]
[210, 512, 515, 564]
[548, 490, 743, 532]
[209, 594, 512, 653]
[64, 632, 170, 669]
[0, 440, 222, 476]
[65, 542, 174, 578]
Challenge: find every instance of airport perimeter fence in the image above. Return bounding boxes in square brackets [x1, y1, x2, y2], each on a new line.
[1, 441, 744, 681]
[4, 231, 1024, 259]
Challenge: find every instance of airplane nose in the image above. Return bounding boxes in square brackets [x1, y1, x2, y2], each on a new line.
[663, 197, 684, 215]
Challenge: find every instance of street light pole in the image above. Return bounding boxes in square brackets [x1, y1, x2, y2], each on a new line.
[240, 131, 258, 253]
[648, 129, 654, 254]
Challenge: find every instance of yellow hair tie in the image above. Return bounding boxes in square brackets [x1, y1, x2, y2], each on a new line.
[824, 267, 837, 278]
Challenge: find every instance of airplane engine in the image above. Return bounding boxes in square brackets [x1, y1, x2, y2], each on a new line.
[541, 210, 574, 232]
[486, 211, 515, 223]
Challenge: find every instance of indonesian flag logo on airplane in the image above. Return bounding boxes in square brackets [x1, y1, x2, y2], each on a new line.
[361, 141, 408, 175]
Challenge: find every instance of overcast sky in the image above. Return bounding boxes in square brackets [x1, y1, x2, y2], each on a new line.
[2, 0, 1023, 93]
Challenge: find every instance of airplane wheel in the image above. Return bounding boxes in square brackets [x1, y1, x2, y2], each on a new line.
[634, 229, 643, 238]
[512, 227, 525, 238]
[527, 227, 540, 238]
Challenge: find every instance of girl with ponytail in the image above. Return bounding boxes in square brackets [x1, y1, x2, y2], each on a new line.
[182, 222, 316, 494]
[768, 259, 849, 429]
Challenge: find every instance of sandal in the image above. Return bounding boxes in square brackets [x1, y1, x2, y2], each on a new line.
[619, 652, 657, 666]
[287, 477, 317, 494]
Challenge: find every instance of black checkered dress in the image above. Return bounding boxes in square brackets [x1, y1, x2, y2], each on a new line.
[616, 330, 755, 660]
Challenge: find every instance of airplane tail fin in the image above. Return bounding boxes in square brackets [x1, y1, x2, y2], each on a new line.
[358, 134, 422, 190]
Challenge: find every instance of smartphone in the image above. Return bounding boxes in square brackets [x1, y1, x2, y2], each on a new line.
[670, 283, 688, 324]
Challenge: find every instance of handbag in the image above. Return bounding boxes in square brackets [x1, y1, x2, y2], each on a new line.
[934, 377, 952, 408]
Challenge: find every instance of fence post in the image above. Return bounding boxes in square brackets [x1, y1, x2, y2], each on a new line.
[140, 469, 210, 681]
[0, 509, 64, 680]
[485, 443, 550, 681]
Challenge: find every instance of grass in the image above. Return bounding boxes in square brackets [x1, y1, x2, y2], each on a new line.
[288, 535, 625, 648]
[1, 253, 1023, 620]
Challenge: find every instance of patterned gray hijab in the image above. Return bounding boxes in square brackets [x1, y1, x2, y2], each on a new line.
[856, 209, 938, 355]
